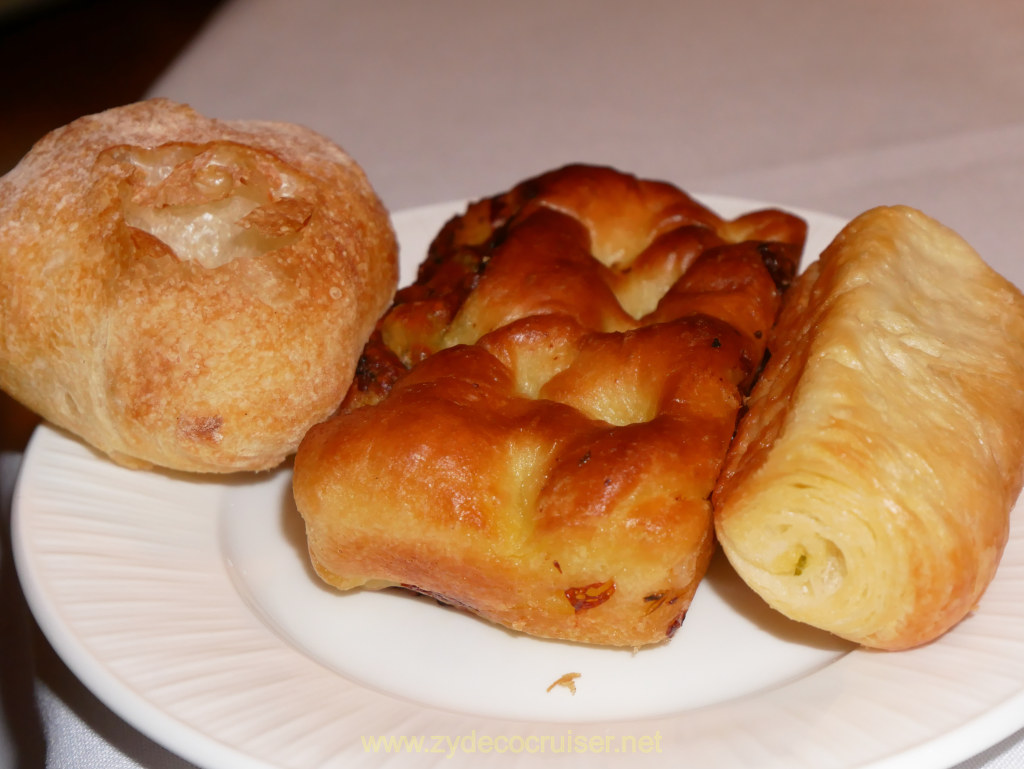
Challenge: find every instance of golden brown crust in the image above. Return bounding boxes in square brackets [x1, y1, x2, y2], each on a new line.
[293, 164, 805, 646]
[0, 98, 398, 473]
[713, 205, 1024, 650]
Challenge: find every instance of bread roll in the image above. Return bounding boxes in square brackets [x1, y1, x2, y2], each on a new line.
[0, 98, 398, 473]
[712, 205, 1024, 649]
[293, 164, 806, 647]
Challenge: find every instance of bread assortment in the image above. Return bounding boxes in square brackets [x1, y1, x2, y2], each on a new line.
[292, 164, 806, 646]
[712, 206, 1024, 649]
[0, 99, 397, 473]
[4, 100, 1023, 651]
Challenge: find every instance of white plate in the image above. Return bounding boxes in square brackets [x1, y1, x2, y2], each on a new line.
[13, 197, 1024, 769]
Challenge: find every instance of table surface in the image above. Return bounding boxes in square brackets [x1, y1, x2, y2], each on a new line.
[4, 0, 1024, 767]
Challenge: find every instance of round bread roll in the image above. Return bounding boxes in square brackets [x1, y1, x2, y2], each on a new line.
[0, 99, 398, 473]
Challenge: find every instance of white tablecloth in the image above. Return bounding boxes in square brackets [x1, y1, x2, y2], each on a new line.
[5, 0, 1024, 766]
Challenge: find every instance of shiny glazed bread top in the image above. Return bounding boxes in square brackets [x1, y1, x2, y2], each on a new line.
[293, 164, 805, 647]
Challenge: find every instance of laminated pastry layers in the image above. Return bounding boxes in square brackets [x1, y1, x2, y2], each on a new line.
[713, 206, 1024, 650]
[293, 164, 806, 647]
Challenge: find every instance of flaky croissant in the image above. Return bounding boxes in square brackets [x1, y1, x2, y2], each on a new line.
[712, 205, 1024, 650]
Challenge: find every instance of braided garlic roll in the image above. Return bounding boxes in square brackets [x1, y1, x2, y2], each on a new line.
[293, 164, 805, 647]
